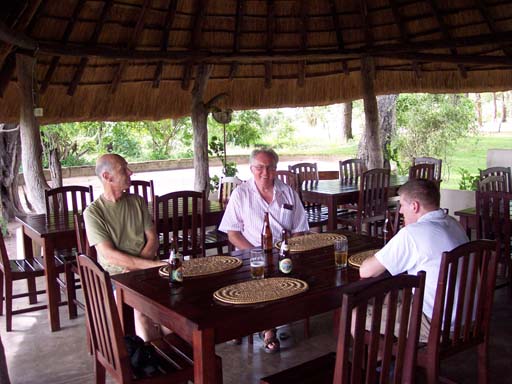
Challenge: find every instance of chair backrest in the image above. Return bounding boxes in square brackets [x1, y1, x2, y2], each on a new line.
[339, 158, 366, 185]
[128, 179, 155, 207]
[288, 162, 318, 189]
[334, 272, 426, 384]
[425, 240, 497, 363]
[276, 170, 299, 194]
[413, 157, 442, 181]
[76, 254, 132, 383]
[479, 166, 511, 192]
[154, 190, 206, 258]
[0, 231, 12, 278]
[74, 213, 97, 260]
[356, 168, 390, 234]
[218, 176, 243, 206]
[409, 163, 435, 181]
[44, 185, 94, 217]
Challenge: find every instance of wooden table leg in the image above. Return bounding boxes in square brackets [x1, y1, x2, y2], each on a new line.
[192, 328, 218, 384]
[459, 216, 471, 238]
[115, 287, 135, 335]
[42, 239, 60, 332]
[327, 198, 337, 231]
[22, 229, 37, 305]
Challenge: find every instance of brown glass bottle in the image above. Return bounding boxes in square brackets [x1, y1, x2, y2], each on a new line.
[169, 248, 183, 286]
[278, 229, 292, 274]
[261, 212, 273, 254]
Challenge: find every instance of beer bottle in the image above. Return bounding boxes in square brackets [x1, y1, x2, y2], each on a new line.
[261, 212, 273, 254]
[278, 229, 293, 274]
[169, 247, 183, 286]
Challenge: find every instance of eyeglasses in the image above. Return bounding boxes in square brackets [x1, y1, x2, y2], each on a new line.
[251, 165, 277, 172]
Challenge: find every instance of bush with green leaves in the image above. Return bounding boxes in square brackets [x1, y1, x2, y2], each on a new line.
[208, 110, 262, 147]
[457, 168, 479, 191]
[208, 135, 238, 192]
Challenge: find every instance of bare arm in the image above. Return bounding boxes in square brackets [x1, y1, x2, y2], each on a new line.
[95, 240, 163, 271]
[359, 256, 387, 278]
[227, 231, 254, 250]
[139, 224, 159, 260]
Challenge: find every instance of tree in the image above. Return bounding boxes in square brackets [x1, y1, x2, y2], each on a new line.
[208, 110, 262, 147]
[341, 102, 353, 143]
[0, 124, 23, 221]
[139, 118, 193, 159]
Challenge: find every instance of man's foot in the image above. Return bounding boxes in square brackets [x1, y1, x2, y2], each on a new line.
[227, 338, 242, 345]
[259, 329, 280, 354]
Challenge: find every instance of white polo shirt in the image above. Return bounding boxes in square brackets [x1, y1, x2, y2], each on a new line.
[375, 209, 469, 319]
[218, 178, 309, 247]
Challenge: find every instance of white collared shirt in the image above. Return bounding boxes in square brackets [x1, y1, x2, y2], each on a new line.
[219, 178, 309, 247]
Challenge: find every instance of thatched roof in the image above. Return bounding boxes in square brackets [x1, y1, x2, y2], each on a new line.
[1, 0, 512, 123]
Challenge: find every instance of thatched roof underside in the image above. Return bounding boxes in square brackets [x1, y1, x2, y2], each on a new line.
[1, 0, 512, 123]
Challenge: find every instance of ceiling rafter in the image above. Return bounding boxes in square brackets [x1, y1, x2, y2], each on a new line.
[389, 0, 422, 78]
[426, 0, 467, 78]
[329, 0, 349, 75]
[110, 0, 152, 94]
[67, 0, 114, 96]
[40, 0, 87, 94]
[152, 0, 178, 88]
[297, 0, 308, 87]
[228, 0, 244, 80]
[0, 52, 16, 98]
[264, 0, 275, 89]
[475, 0, 512, 57]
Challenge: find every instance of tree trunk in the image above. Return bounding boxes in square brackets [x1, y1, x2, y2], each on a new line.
[475, 93, 483, 128]
[358, 55, 383, 169]
[502, 92, 507, 123]
[0, 124, 23, 221]
[16, 53, 50, 213]
[341, 102, 353, 143]
[378, 94, 398, 169]
[493, 92, 498, 121]
[49, 148, 62, 188]
[191, 63, 212, 193]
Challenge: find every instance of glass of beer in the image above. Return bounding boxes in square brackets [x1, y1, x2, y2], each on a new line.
[334, 238, 348, 269]
[250, 249, 265, 279]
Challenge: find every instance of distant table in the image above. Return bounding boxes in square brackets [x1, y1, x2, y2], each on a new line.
[112, 231, 384, 384]
[301, 175, 409, 230]
[454, 207, 477, 238]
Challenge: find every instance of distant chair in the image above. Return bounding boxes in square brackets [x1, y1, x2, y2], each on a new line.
[128, 179, 155, 207]
[288, 162, 319, 191]
[409, 163, 436, 182]
[413, 157, 442, 184]
[276, 170, 299, 194]
[478, 166, 511, 192]
[260, 271, 426, 384]
[339, 158, 366, 185]
[218, 176, 243, 206]
[416, 240, 498, 384]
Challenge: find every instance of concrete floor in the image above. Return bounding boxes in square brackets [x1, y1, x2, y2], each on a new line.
[1, 274, 511, 383]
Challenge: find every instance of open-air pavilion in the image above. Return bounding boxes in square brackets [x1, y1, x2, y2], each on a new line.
[1, 1, 512, 383]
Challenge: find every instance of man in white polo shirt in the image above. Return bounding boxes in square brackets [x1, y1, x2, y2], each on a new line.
[219, 147, 309, 352]
[360, 178, 468, 341]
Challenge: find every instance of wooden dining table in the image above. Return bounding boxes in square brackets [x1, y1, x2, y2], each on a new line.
[300, 175, 409, 230]
[112, 231, 384, 384]
[15, 199, 225, 332]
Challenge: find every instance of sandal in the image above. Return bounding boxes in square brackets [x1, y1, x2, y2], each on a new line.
[259, 330, 280, 354]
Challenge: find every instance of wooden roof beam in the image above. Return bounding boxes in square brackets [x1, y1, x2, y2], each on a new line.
[426, 0, 467, 78]
[0, 52, 16, 98]
[181, 0, 208, 90]
[152, 0, 178, 88]
[40, 0, 86, 94]
[110, 0, 152, 94]
[297, 0, 308, 87]
[264, 0, 274, 89]
[67, 0, 113, 96]
[228, 0, 244, 80]
[329, 0, 349, 75]
[389, 0, 422, 78]
[475, 0, 512, 57]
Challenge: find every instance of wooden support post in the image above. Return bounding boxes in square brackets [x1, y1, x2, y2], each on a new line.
[191, 63, 212, 194]
[360, 55, 383, 169]
[16, 53, 49, 213]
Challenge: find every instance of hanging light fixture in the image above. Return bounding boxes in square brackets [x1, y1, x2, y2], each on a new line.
[212, 109, 233, 173]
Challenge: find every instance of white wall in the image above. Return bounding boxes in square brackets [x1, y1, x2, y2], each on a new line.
[487, 149, 512, 169]
[440, 189, 475, 219]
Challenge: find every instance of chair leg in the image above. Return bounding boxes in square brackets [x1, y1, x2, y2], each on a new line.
[95, 359, 106, 384]
[0, 272, 3, 316]
[5, 282, 12, 332]
[248, 334, 253, 344]
[477, 342, 489, 384]
[27, 275, 37, 305]
[64, 264, 77, 319]
[424, 357, 440, 384]
[303, 317, 310, 338]
[217, 246, 223, 255]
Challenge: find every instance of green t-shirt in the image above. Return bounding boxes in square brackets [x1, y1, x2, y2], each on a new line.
[84, 193, 153, 275]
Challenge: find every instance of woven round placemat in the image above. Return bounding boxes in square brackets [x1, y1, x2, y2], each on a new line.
[159, 256, 242, 278]
[275, 233, 347, 253]
[213, 277, 309, 305]
[348, 249, 381, 268]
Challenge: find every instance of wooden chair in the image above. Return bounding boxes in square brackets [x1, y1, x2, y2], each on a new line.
[45, 185, 94, 319]
[416, 240, 498, 384]
[0, 231, 65, 332]
[276, 170, 299, 193]
[260, 271, 426, 384]
[218, 176, 243, 206]
[128, 180, 155, 207]
[476, 191, 512, 295]
[339, 158, 366, 185]
[409, 163, 436, 181]
[76, 253, 223, 383]
[338, 168, 390, 237]
[154, 190, 206, 258]
[479, 166, 511, 192]
[413, 157, 442, 183]
[288, 163, 328, 231]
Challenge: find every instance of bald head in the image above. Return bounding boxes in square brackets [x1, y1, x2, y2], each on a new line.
[96, 154, 125, 180]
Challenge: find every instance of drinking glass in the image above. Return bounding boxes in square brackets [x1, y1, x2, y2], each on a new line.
[250, 249, 265, 279]
[334, 238, 348, 269]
